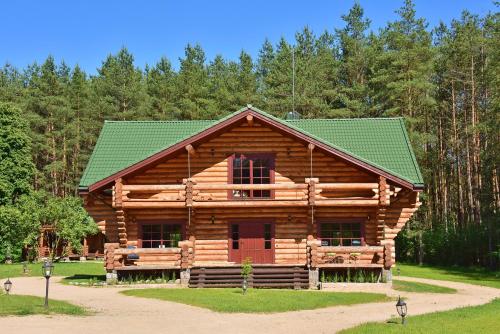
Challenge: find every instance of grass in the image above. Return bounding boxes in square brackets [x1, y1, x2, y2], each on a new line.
[392, 280, 457, 294]
[121, 288, 390, 313]
[0, 261, 105, 280]
[0, 262, 106, 286]
[396, 263, 500, 289]
[0, 293, 88, 316]
[340, 298, 500, 334]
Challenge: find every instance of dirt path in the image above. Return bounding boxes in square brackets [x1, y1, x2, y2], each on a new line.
[2, 276, 499, 334]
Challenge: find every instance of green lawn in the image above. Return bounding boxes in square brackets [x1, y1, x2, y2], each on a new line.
[340, 298, 500, 334]
[121, 288, 390, 313]
[392, 280, 457, 294]
[396, 263, 500, 289]
[0, 262, 105, 284]
[0, 293, 88, 316]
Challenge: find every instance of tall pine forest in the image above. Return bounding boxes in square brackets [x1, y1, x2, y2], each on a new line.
[0, 1, 498, 269]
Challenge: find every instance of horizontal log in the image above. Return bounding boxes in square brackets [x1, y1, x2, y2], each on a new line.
[194, 183, 308, 190]
[317, 183, 378, 190]
[192, 200, 309, 208]
[114, 247, 181, 255]
[313, 199, 379, 206]
[122, 202, 186, 208]
[122, 185, 186, 192]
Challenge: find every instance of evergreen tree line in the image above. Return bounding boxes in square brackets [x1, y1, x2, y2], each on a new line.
[0, 1, 498, 268]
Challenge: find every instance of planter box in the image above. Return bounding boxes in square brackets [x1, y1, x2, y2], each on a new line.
[320, 282, 392, 293]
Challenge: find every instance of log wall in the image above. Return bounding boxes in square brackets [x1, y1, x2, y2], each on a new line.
[85, 120, 421, 269]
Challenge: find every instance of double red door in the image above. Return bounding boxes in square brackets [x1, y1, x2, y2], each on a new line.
[229, 222, 274, 264]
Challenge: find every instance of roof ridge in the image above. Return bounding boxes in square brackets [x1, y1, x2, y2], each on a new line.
[286, 117, 404, 121]
[104, 120, 215, 123]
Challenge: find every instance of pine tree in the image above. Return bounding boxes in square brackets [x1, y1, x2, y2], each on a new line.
[93, 47, 149, 120]
[335, 2, 372, 116]
[146, 57, 177, 119]
[176, 44, 214, 119]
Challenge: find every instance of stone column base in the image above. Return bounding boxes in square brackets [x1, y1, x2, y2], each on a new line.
[180, 269, 191, 287]
[106, 270, 118, 284]
[309, 268, 319, 289]
[382, 268, 393, 283]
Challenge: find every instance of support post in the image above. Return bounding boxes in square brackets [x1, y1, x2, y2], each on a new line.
[308, 268, 319, 289]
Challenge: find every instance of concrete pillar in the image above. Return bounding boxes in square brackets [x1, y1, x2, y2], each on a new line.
[309, 268, 319, 289]
[180, 269, 191, 287]
[382, 268, 392, 283]
[106, 270, 118, 284]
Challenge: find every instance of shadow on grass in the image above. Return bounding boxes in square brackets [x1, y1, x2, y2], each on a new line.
[63, 274, 106, 282]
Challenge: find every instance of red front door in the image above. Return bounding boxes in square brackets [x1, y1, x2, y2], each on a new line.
[229, 222, 274, 264]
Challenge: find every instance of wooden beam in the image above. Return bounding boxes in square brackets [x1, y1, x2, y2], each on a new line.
[193, 183, 308, 190]
[193, 200, 309, 208]
[246, 114, 254, 127]
[307, 143, 315, 151]
[122, 184, 185, 192]
[317, 183, 378, 191]
[185, 144, 196, 156]
[114, 178, 123, 208]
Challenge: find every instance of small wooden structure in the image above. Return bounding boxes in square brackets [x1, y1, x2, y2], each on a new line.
[37, 227, 105, 260]
[79, 106, 423, 287]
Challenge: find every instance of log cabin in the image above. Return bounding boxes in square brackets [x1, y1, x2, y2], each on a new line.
[78, 106, 423, 288]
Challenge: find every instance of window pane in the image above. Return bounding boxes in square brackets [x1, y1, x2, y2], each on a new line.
[352, 239, 362, 246]
[233, 241, 239, 249]
[142, 241, 152, 248]
[254, 168, 261, 177]
[151, 241, 161, 248]
[265, 241, 271, 249]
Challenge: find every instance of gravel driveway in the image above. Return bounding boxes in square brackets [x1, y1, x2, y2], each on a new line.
[2, 276, 499, 334]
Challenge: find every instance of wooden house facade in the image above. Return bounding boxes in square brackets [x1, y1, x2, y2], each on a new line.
[78, 106, 423, 287]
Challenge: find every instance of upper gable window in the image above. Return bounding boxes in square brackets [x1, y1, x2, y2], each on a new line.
[230, 153, 275, 199]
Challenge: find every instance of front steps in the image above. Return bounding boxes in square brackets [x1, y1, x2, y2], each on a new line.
[189, 265, 310, 289]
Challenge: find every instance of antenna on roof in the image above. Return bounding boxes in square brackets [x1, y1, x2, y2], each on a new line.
[292, 45, 296, 113]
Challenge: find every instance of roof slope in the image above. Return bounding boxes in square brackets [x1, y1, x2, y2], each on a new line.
[79, 107, 423, 188]
[79, 120, 215, 188]
[288, 118, 423, 186]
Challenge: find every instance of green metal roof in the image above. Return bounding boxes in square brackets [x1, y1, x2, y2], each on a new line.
[79, 106, 423, 188]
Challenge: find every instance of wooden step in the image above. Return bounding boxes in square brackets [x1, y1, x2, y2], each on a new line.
[189, 265, 309, 289]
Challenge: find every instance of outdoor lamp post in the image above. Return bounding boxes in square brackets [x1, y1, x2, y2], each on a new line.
[42, 261, 54, 308]
[4, 278, 12, 295]
[396, 296, 407, 325]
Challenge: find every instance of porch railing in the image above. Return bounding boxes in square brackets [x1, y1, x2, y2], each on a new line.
[113, 177, 393, 208]
[307, 240, 387, 268]
[104, 240, 194, 271]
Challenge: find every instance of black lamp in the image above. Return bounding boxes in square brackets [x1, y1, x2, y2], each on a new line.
[4, 278, 12, 295]
[42, 261, 54, 308]
[396, 296, 407, 325]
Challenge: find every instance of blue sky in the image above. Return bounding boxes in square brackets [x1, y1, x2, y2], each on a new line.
[0, 1, 496, 73]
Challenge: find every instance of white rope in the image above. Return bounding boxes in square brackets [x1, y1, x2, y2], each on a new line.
[188, 152, 191, 228]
